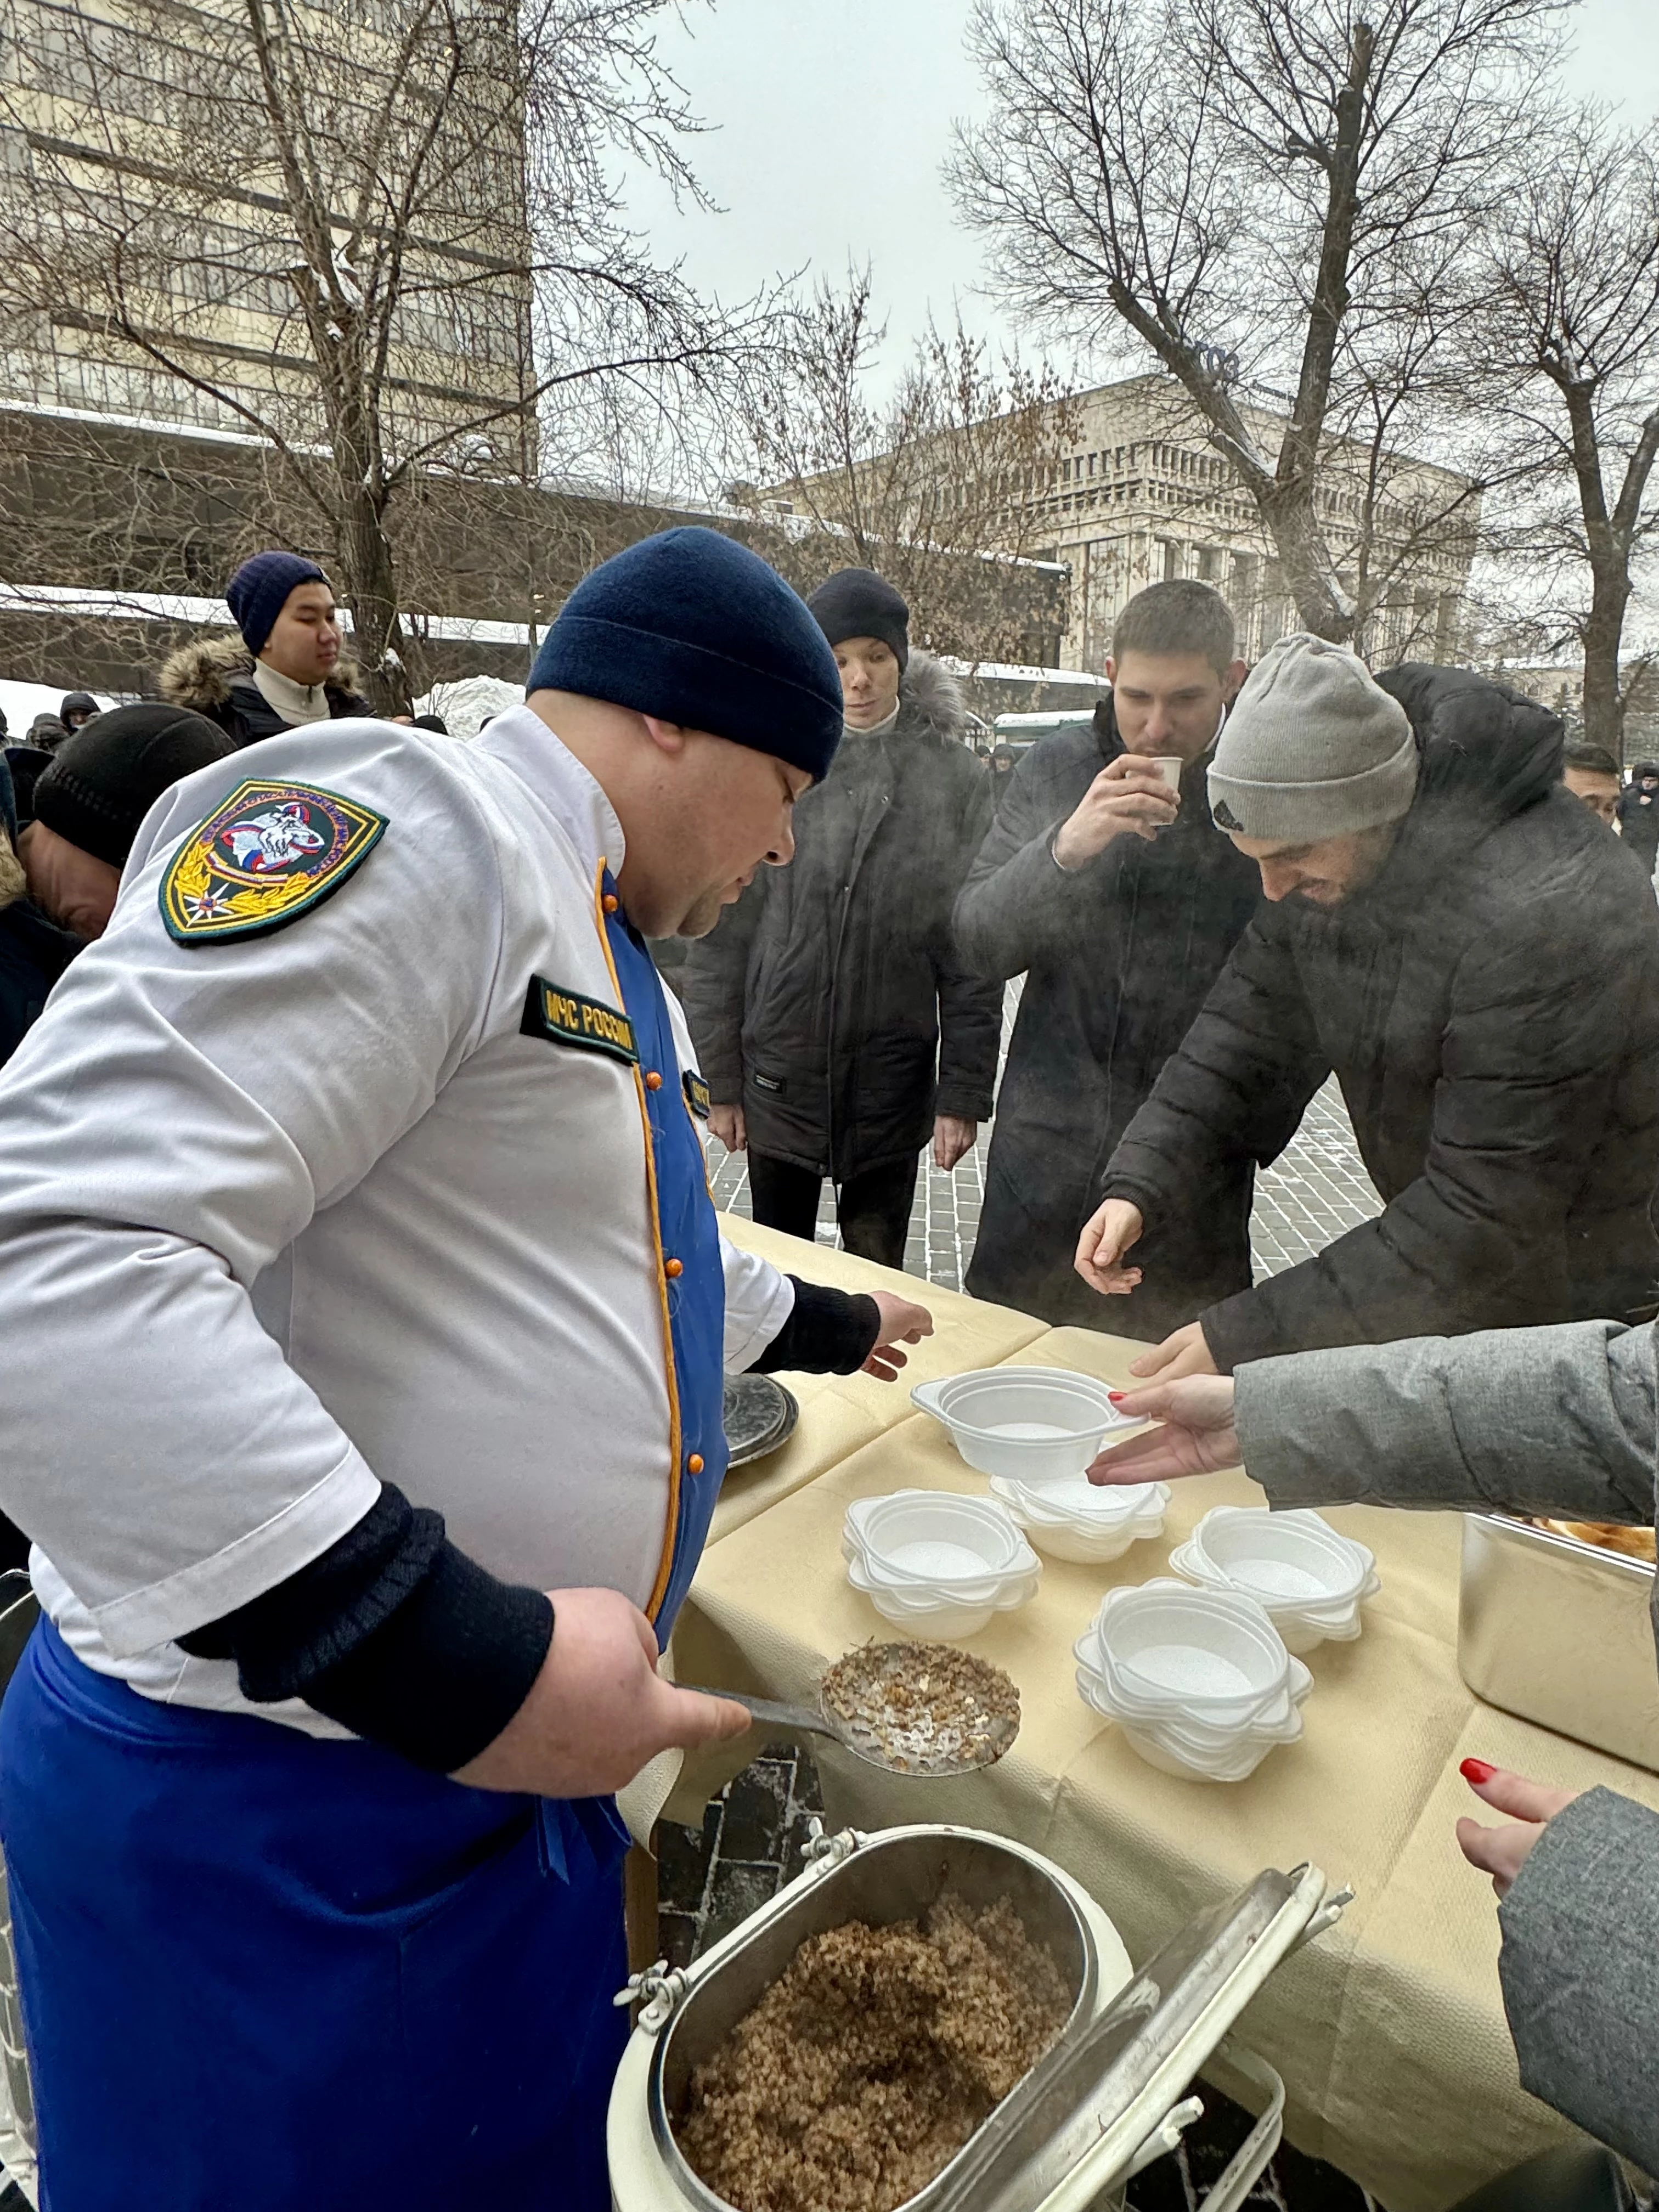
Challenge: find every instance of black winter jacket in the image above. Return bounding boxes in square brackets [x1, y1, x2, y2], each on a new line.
[680, 653, 1002, 1180]
[158, 637, 371, 748]
[0, 896, 80, 1069]
[1103, 664, 1659, 1370]
[955, 699, 1262, 1336]
[1617, 779, 1659, 868]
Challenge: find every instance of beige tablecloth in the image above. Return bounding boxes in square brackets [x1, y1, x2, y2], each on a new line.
[710, 1216, 1047, 1542]
[681, 1307, 1659, 2210]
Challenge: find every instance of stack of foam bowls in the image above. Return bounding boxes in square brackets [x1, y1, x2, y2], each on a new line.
[989, 1472, 1171, 1564]
[1073, 1579, 1313, 1781]
[1169, 1506, 1379, 1655]
[842, 1490, 1041, 1638]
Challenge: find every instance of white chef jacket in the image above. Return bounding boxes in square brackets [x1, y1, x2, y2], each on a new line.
[0, 707, 794, 1732]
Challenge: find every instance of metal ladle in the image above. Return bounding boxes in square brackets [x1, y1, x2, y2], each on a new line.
[679, 1671, 1019, 1780]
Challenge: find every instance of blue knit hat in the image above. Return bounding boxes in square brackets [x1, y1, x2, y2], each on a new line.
[225, 551, 329, 657]
[527, 527, 845, 782]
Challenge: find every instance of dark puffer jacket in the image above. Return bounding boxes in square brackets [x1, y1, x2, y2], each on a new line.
[955, 698, 1262, 1336]
[681, 653, 1002, 1180]
[157, 636, 370, 748]
[1102, 664, 1659, 1369]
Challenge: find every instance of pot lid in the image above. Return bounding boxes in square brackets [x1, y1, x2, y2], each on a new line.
[933, 1863, 1345, 2212]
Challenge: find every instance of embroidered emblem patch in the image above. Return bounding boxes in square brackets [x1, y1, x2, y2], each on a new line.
[682, 1070, 711, 1119]
[1211, 798, 1244, 832]
[160, 781, 387, 944]
[521, 976, 637, 1065]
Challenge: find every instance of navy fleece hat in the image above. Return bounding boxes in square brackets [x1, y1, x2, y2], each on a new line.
[807, 568, 910, 671]
[526, 527, 845, 782]
[225, 551, 329, 657]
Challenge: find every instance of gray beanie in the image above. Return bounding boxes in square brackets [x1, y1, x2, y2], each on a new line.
[1207, 633, 1418, 842]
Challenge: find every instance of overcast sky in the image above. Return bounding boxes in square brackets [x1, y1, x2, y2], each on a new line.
[630, 0, 1659, 391]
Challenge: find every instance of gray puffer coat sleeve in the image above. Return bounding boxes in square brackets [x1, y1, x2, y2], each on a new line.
[1234, 1319, 1659, 2172]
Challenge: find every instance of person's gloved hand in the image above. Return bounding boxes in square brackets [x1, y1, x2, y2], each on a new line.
[864, 1290, 934, 1381]
[453, 1585, 750, 1798]
[1087, 1375, 1239, 1483]
[1456, 1760, 1581, 1897]
[1074, 1198, 1144, 1294]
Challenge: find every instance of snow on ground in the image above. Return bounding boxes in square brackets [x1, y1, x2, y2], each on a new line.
[415, 675, 522, 741]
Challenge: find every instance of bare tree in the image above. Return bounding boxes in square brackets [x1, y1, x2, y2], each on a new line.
[949, 0, 1562, 645]
[0, 0, 771, 707]
[737, 267, 1079, 669]
[1468, 112, 1659, 754]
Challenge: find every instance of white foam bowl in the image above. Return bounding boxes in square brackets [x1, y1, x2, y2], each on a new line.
[1075, 1641, 1312, 1780]
[845, 1492, 1038, 1588]
[1086, 1581, 1295, 1721]
[1170, 1508, 1379, 1655]
[842, 1492, 1041, 1635]
[849, 1556, 1035, 1639]
[992, 1476, 1169, 1564]
[911, 1368, 1143, 1481]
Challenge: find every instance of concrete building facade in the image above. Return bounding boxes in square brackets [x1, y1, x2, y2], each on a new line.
[1007, 376, 1478, 673]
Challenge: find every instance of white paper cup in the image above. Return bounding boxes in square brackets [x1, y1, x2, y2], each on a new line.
[1150, 755, 1183, 790]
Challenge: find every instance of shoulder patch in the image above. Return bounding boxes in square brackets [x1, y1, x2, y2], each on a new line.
[682, 1069, 711, 1119]
[160, 780, 387, 944]
[521, 975, 637, 1065]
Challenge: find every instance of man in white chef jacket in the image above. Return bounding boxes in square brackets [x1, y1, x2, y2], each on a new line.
[0, 527, 931, 2211]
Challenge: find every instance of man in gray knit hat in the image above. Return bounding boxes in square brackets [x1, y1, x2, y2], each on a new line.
[1073, 634, 1659, 1379]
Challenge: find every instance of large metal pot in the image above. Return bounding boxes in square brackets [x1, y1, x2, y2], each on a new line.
[608, 1821, 1345, 2212]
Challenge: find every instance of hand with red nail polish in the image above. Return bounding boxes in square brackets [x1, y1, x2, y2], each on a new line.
[1087, 1375, 1240, 1485]
[1455, 1759, 1581, 1898]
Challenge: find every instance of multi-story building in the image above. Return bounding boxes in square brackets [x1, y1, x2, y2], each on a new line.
[1006, 375, 1477, 673]
[0, 0, 535, 633]
[0, 0, 532, 448]
[787, 371, 1479, 675]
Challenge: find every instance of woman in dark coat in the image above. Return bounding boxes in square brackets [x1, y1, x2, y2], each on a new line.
[681, 571, 1001, 1268]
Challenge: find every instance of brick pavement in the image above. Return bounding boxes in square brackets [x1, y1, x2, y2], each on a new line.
[673, 1057, 1386, 2212]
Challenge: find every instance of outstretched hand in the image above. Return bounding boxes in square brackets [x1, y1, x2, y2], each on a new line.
[1087, 1375, 1240, 1484]
[1456, 1760, 1579, 1898]
[864, 1289, 934, 1381]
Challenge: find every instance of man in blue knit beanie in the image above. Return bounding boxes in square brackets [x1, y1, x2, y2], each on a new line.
[0, 523, 932, 2209]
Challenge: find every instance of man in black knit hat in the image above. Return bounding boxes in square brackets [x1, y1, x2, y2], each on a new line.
[684, 565, 1002, 1268]
[17, 703, 236, 943]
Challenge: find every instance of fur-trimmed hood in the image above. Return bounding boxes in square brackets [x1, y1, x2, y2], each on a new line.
[158, 634, 366, 715]
[890, 649, 969, 747]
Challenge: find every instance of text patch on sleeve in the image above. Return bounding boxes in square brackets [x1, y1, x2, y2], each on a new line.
[520, 976, 638, 1066]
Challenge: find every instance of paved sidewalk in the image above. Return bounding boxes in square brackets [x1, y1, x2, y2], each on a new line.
[709, 1074, 1381, 1293]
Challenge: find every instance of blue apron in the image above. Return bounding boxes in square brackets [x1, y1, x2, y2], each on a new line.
[600, 874, 729, 1643]
[0, 891, 731, 2211]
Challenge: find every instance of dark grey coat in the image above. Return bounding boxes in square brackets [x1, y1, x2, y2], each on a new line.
[680, 653, 1002, 1180]
[1104, 665, 1659, 1370]
[1236, 1318, 1659, 2175]
[955, 698, 1261, 1337]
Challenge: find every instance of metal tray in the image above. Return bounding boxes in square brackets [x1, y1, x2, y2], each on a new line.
[1458, 1514, 1659, 1771]
[721, 1374, 799, 1468]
